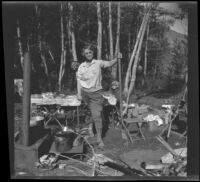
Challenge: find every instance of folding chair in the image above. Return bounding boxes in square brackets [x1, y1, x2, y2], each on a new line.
[106, 103, 145, 141]
[124, 116, 146, 140]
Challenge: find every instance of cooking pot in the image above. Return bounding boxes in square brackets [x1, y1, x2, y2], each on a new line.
[54, 131, 75, 153]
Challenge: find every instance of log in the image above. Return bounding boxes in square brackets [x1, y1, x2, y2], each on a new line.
[104, 161, 144, 176]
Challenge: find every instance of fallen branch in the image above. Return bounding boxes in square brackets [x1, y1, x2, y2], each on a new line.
[156, 136, 180, 160]
[58, 154, 106, 175]
[104, 161, 145, 176]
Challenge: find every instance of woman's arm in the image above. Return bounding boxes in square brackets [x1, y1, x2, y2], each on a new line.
[101, 53, 122, 68]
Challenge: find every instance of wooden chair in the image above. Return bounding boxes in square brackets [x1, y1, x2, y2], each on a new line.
[124, 116, 146, 140]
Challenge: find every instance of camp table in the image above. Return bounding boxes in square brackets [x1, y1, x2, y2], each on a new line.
[31, 94, 81, 130]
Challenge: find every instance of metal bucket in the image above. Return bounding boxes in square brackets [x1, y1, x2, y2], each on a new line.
[54, 131, 74, 153]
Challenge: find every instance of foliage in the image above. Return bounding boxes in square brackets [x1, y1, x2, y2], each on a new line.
[169, 38, 188, 81]
[11, 2, 188, 93]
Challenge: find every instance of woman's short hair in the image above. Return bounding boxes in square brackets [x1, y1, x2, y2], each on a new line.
[81, 44, 95, 57]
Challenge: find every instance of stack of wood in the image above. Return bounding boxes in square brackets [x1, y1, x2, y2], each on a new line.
[140, 136, 187, 177]
[141, 157, 187, 177]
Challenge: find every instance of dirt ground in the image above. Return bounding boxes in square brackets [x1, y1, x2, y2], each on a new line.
[14, 93, 187, 177]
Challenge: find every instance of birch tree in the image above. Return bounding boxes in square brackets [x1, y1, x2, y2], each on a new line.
[112, 2, 121, 80]
[142, 19, 150, 86]
[35, 4, 48, 77]
[58, 3, 66, 91]
[108, 2, 113, 61]
[125, 7, 151, 109]
[97, 2, 102, 60]
[68, 2, 78, 91]
[128, 28, 131, 60]
[123, 9, 148, 94]
[103, 27, 109, 60]
[68, 2, 78, 62]
[16, 19, 24, 71]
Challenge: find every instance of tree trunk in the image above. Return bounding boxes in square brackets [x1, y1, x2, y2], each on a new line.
[103, 28, 109, 60]
[143, 19, 150, 86]
[123, 9, 148, 94]
[68, 14, 72, 58]
[20, 52, 31, 146]
[108, 2, 113, 61]
[69, 3, 78, 62]
[16, 19, 24, 71]
[68, 3, 78, 91]
[128, 13, 150, 94]
[128, 29, 131, 60]
[35, 4, 48, 77]
[97, 2, 102, 60]
[58, 3, 65, 92]
[125, 8, 151, 111]
[27, 39, 35, 72]
[112, 2, 121, 80]
[71, 32, 78, 62]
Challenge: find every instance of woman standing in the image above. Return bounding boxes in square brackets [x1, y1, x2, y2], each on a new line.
[76, 45, 120, 147]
